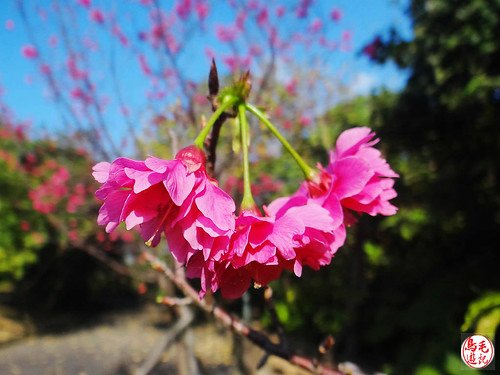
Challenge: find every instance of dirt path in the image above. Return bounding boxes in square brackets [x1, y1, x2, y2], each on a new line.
[0, 308, 171, 375]
[0, 306, 313, 375]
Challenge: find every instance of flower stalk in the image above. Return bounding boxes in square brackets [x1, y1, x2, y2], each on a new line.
[194, 95, 239, 149]
[245, 103, 316, 180]
[238, 103, 256, 210]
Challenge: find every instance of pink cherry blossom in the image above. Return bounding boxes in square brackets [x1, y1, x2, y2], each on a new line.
[222, 55, 251, 72]
[328, 127, 398, 216]
[299, 127, 398, 222]
[21, 45, 38, 59]
[215, 25, 237, 43]
[5, 20, 14, 30]
[256, 8, 268, 26]
[296, 0, 313, 18]
[90, 9, 105, 24]
[265, 195, 346, 278]
[48, 35, 58, 47]
[330, 8, 343, 22]
[285, 79, 297, 96]
[299, 115, 312, 127]
[66, 183, 86, 213]
[138, 54, 152, 76]
[195, 2, 209, 20]
[200, 195, 344, 299]
[93, 145, 236, 270]
[78, 0, 91, 8]
[309, 18, 323, 33]
[112, 24, 129, 46]
[29, 166, 70, 214]
[67, 56, 87, 80]
[175, 0, 192, 20]
[39, 64, 51, 75]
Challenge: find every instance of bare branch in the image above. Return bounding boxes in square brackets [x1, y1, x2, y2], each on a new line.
[142, 251, 344, 375]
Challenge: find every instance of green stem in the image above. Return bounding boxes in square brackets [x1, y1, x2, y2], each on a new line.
[193, 96, 238, 149]
[238, 103, 256, 209]
[245, 103, 316, 180]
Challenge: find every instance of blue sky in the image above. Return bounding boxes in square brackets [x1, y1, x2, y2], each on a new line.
[0, 0, 412, 140]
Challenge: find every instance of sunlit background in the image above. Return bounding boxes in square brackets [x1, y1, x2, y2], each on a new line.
[0, 1, 498, 374]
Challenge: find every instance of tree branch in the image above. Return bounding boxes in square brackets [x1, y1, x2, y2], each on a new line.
[142, 251, 344, 375]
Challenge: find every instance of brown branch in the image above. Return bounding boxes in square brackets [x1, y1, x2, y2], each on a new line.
[204, 60, 233, 177]
[204, 113, 228, 178]
[78, 245, 135, 279]
[142, 251, 344, 375]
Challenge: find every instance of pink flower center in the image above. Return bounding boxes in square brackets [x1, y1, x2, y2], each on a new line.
[307, 170, 332, 198]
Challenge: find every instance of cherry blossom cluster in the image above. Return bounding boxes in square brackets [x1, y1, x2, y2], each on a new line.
[93, 86, 398, 299]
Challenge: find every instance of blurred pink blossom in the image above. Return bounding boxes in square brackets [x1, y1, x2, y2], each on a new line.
[296, 0, 313, 18]
[256, 8, 268, 26]
[138, 54, 152, 75]
[309, 18, 323, 33]
[299, 115, 312, 127]
[5, 19, 14, 30]
[20, 220, 30, 232]
[78, 0, 91, 7]
[216, 25, 237, 43]
[330, 8, 343, 22]
[176, 0, 192, 19]
[90, 9, 105, 24]
[21, 45, 38, 59]
[48, 35, 58, 47]
[195, 2, 209, 20]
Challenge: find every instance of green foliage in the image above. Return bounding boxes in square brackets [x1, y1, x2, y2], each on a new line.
[0, 130, 47, 290]
[462, 292, 500, 336]
[0, 122, 137, 307]
[255, 0, 500, 373]
[347, 0, 500, 372]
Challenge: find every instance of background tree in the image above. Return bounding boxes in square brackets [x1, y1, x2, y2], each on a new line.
[335, 0, 500, 372]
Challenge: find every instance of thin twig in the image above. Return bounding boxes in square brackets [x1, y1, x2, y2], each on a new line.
[134, 305, 194, 375]
[259, 286, 288, 368]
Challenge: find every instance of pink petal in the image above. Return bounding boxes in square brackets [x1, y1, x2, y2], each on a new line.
[166, 226, 196, 263]
[92, 162, 110, 183]
[333, 127, 375, 158]
[125, 168, 164, 193]
[97, 189, 130, 233]
[163, 161, 195, 205]
[269, 215, 304, 260]
[285, 203, 334, 232]
[232, 225, 251, 257]
[356, 147, 399, 178]
[331, 156, 373, 199]
[265, 195, 307, 218]
[145, 156, 171, 173]
[195, 181, 235, 231]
